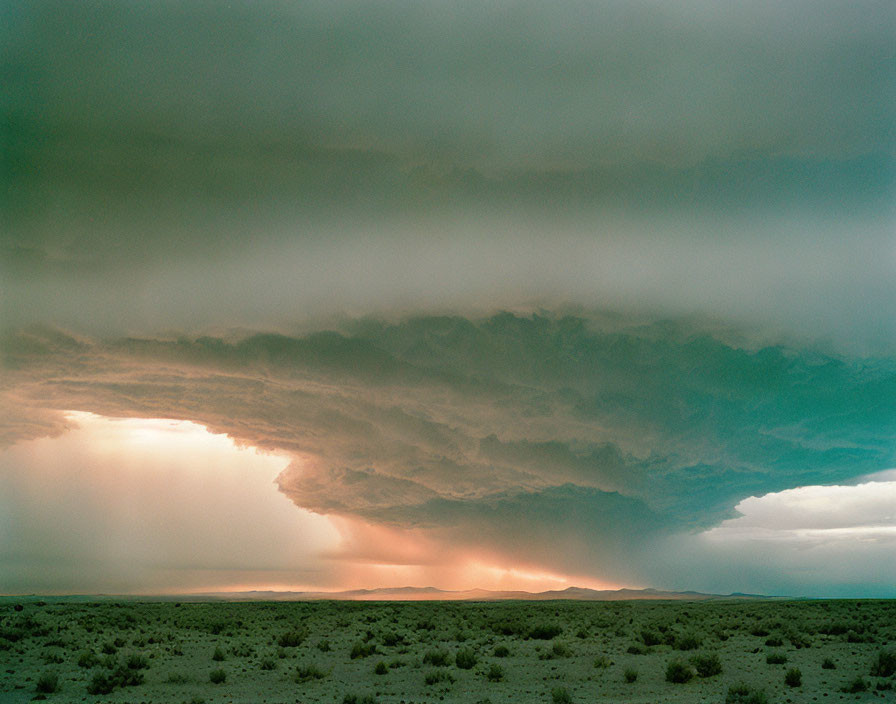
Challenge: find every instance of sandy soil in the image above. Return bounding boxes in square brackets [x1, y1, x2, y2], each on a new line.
[0, 599, 893, 703]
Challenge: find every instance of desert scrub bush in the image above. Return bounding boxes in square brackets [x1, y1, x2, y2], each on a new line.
[209, 668, 226, 684]
[231, 642, 254, 657]
[549, 640, 572, 658]
[374, 661, 388, 675]
[842, 676, 868, 693]
[493, 645, 510, 657]
[35, 672, 59, 694]
[211, 646, 225, 661]
[665, 659, 694, 683]
[277, 628, 307, 647]
[766, 651, 787, 664]
[821, 656, 836, 669]
[486, 663, 504, 682]
[871, 649, 896, 677]
[424, 669, 455, 685]
[164, 671, 190, 683]
[295, 663, 327, 682]
[673, 632, 702, 650]
[423, 648, 451, 666]
[528, 623, 562, 640]
[77, 649, 99, 668]
[725, 683, 768, 704]
[640, 628, 663, 646]
[350, 641, 379, 659]
[126, 653, 149, 669]
[593, 655, 611, 669]
[342, 695, 377, 704]
[784, 667, 802, 687]
[623, 667, 638, 683]
[87, 672, 114, 695]
[381, 632, 405, 647]
[691, 652, 722, 677]
[551, 686, 573, 704]
[455, 647, 477, 669]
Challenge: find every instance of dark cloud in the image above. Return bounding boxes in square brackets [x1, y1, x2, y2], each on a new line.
[3, 313, 894, 587]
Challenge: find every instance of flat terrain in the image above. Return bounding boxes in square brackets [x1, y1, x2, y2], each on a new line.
[1, 599, 893, 703]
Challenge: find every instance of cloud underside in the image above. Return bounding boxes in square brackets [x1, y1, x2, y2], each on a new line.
[3, 313, 894, 587]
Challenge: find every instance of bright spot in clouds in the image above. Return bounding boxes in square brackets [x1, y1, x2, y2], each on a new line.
[0, 412, 341, 594]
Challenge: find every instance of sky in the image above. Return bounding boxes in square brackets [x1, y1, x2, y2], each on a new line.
[1, 0, 895, 597]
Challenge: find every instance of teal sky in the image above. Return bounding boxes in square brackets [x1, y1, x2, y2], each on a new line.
[1, 1, 894, 596]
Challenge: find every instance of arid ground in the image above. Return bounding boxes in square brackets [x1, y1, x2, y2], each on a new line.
[1, 599, 893, 703]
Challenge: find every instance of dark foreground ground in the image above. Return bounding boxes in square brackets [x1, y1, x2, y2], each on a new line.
[1, 599, 894, 703]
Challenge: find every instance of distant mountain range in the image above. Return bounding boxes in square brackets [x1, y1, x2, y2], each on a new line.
[190, 586, 774, 602]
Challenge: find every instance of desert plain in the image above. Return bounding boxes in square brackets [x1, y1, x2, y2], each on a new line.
[1, 598, 894, 704]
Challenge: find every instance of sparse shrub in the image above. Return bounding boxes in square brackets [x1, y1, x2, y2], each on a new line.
[593, 655, 611, 669]
[211, 646, 225, 661]
[623, 667, 638, 683]
[691, 652, 722, 677]
[423, 648, 451, 666]
[486, 663, 504, 682]
[35, 672, 58, 694]
[126, 653, 149, 669]
[673, 633, 702, 651]
[260, 658, 276, 670]
[627, 643, 648, 655]
[382, 632, 405, 647]
[277, 628, 307, 647]
[295, 663, 326, 682]
[87, 672, 114, 695]
[111, 666, 144, 688]
[766, 651, 787, 664]
[788, 630, 811, 649]
[765, 636, 783, 647]
[784, 667, 802, 687]
[77, 650, 98, 668]
[374, 661, 388, 675]
[493, 645, 509, 657]
[456, 647, 477, 669]
[551, 686, 573, 704]
[424, 669, 454, 685]
[640, 628, 663, 646]
[665, 660, 694, 683]
[343, 695, 378, 704]
[842, 676, 868, 693]
[317, 639, 331, 652]
[871, 649, 896, 677]
[528, 624, 563, 640]
[821, 656, 836, 669]
[550, 641, 572, 658]
[350, 641, 378, 659]
[209, 668, 226, 684]
[101, 641, 117, 655]
[575, 628, 588, 639]
[165, 671, 190, 683]
[726, 683, 768, 704]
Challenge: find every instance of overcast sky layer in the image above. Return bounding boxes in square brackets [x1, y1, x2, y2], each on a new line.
[1, 1, 894, 596]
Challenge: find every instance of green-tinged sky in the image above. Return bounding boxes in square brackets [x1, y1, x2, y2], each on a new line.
[1, 0, 894, 597]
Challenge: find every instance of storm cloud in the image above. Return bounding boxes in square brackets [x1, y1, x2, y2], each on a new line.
[3, 314, 894, 593]
[2, 0, 894, 345]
